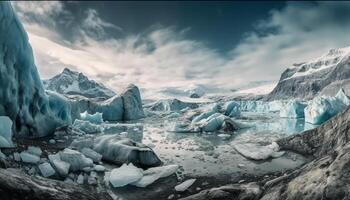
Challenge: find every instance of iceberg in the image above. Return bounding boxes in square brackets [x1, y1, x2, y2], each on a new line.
[175, 179, 196, 192]
[305, 89, 350, 125]
[59, 148, 93, 171]
[70, 134, 162, 168]
[38, 162, 56, 177]
[109, 163, 143, 187]
[233, 142, 285, 160]
[279, 100, 306, 118]
[131, 164, 179, 187]
[80, 111, 103, 124]
[0, 116, 14, 148]
[121, 84, 145, 120]
[201, 113, 227, 132]
[192, 103, 220, 123]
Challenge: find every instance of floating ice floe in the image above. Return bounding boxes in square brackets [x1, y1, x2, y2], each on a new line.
[70, 134, 162, 168]
[38, 162, 56, 177]
[109, 163, 143, 187]
[234, 142, 285, 160]
[279, 100, 306, 118]
[48, 153, 70, 177]
[131, 164, 179, 187]
[305, 88, 350, 125]
[80, 111, 103, 124]
[59, 148, 93, 171]
[175, 179, 196, 192]
[0, 116, 14, 148]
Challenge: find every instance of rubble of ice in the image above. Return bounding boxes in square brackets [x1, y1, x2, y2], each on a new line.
[59, 148, 93, 171]
[109, 163, 143, 187]
[80, 111, 103, 124]
[81, 148, 102, 163]
[0, 116, 14, 148]
[279, 100, 306, 118]
[233, 142, 285, 160]
[305, 89, 350, 124]
[175, 179, 196, 192]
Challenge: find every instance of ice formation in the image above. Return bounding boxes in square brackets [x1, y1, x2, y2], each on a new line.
[131, 164, 179, 187]
[305, 89, 350, 124]
[70, 134, 162, 168]
[109, 163, 143, 187]
[200, 113, 228, 132]
[43, 68, 116, 99]
[233, 142, 285, 160]
[279, 100, 306, 118]
[192, 104, 220, 123]
[38, 162, 56, 177]
[0, 3, 71, 137]
[72, 119, 104, 134]
[175, 179, 196, 192]
[0, 116, 14, 148]
[121, 84, 145, 120]
[224, 101, 241, 117]
[80, 111, 103, 124]
[59, 148, 93, 171]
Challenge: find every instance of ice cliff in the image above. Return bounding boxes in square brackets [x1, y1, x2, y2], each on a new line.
[0, 2, 71, 137]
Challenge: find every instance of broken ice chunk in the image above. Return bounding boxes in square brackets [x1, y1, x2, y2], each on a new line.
[109, 163, 143, 187]
[131, 164, 179, 187]
[0, 116, 14, 148]
[38, 162, 56, 177]
[234, 142, 285, 160]
[48, 153, 70, 177]
[59, 148, 93, 171]
[81, 148, 102, 163]
[27, 146, 42, 157]
[20, 152, 40, 164]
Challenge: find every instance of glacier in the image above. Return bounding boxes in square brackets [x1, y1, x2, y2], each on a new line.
[305, 89, 350, 125]
[147, 98, 199, 112]
[0, 3, 71, 137]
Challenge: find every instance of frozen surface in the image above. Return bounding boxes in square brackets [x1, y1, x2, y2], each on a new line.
[80, 111, 103, 124]
[279, 100, 306, 118]
[0, 116, 14, 148]
[59, 148, 93, 171]
[131, 164, 179, 187]
[19, 152, 40, 164]
[175, 179, 196, 192]
[38, 162, 56, 177]
[305, 89, 350, 124]
[233, 142, 285, 160]
[0, 3, 71, 137]
[109, 163, 143, 187]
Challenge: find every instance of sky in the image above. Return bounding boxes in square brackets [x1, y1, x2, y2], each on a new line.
[11, 1, 350, 94]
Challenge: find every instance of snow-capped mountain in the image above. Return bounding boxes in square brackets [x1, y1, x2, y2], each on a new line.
[267, 46, 350, 100]
[43, 68, 116, 99]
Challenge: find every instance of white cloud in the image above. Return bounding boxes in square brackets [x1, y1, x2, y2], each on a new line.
[11, 1, 350, 96]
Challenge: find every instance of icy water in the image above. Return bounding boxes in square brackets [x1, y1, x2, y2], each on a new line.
[105, 109, 318, 199]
